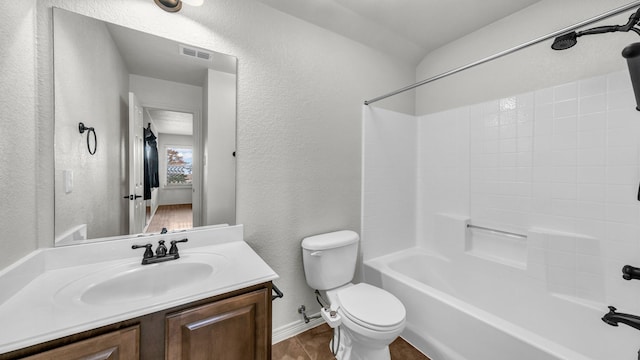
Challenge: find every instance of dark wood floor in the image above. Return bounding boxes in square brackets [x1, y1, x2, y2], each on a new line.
[145, 204, 192, 233]
[272, 324, 430, 360]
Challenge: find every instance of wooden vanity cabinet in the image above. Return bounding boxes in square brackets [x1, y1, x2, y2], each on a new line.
[1, 283, 272, 360]
[166, 288, 270, 359]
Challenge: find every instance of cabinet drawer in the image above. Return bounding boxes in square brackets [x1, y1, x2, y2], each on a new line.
[21, 326, 139, 360]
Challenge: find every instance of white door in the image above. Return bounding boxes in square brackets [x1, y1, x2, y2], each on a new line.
[128, 92, 145, 234]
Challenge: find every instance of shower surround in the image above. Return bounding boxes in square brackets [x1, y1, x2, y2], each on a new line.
[362, 70, 640, 359]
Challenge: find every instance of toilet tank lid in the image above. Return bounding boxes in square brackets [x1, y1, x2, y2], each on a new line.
[301, 230, 359, 251]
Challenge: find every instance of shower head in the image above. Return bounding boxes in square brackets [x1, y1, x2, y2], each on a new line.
[551, 32, 578, 50]
[551, 7, 640, 50]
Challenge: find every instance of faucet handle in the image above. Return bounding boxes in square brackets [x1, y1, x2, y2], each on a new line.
[169, 238, 188, 255]
[608, 306, 618, 313]
[132, 244, 154, 259]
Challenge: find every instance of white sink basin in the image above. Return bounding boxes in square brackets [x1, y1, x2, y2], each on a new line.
[55, 252, 227, 306]
[81, 262, 213, 305]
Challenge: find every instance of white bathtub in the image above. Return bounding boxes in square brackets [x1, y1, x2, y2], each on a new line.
[364, 248, 632, 360]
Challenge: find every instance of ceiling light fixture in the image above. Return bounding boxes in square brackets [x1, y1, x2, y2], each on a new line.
[154, 0, 203, 13]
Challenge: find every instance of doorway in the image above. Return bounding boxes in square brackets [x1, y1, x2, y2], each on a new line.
[141, 108, 201, 233]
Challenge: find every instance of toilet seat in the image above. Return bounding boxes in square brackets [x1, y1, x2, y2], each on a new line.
[336, 283, 405, 332]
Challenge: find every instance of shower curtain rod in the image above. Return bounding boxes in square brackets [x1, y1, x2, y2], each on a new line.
[364, 0, 640, 106]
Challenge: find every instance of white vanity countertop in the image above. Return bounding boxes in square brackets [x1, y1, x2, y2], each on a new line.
[0, 225, 278, 355]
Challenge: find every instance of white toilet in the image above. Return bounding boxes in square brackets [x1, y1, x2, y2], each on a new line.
[301, 230, 406, 360]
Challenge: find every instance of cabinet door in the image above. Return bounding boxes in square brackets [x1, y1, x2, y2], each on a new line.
[22, 326, 139, 360]
[166, 288, 269, 360]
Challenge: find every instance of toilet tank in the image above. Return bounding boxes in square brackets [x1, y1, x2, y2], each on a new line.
[301, 230, 359, 290]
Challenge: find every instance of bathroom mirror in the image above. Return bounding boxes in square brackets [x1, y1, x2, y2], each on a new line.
[53, 8, 237, 245]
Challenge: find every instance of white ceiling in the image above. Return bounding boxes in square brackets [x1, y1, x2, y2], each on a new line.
[258, 0, 542, 64]
[106, 22, 237, 87]
[146, 109, 193, 136]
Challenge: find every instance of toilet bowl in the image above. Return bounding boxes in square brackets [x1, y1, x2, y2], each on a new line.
[301, 231, 406, 360]
[326, 283, 406, 360]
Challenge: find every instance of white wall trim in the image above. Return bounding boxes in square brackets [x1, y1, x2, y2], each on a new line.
[272, 313, 326, 344]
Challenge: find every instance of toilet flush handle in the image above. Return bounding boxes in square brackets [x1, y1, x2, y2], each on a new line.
[310, 251, 323, 257]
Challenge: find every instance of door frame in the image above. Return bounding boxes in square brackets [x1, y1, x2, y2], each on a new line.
[128, 92, 146, 234]
[139, 102, 203, 228]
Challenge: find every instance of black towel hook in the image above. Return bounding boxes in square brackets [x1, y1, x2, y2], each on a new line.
[78, 122, 97, 155]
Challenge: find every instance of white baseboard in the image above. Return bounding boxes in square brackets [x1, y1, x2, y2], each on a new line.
[272, 313, 326, 344]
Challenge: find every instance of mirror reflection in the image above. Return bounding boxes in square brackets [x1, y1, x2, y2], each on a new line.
[54, 8, 237, 246]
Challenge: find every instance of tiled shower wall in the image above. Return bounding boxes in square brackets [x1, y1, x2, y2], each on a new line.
[468, 71, 639, 238]
[422, 70, 640, 309]
[364, 70, 640, 310]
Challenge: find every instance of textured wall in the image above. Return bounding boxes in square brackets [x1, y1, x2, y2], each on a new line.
[2, 0, 416, 332]
[415, 0, 637, 115]
[0, 0, 38, 269]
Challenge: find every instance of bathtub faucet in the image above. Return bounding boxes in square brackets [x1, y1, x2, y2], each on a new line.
[602, 306, 640, 332]
[622, 264, 640, 280]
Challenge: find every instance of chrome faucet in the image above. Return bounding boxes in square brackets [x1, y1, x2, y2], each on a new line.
[602, 306, 640, 332]
[132, 238, 188, 265]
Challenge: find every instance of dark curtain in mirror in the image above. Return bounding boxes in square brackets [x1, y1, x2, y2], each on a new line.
[144, 125, 159, 200]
